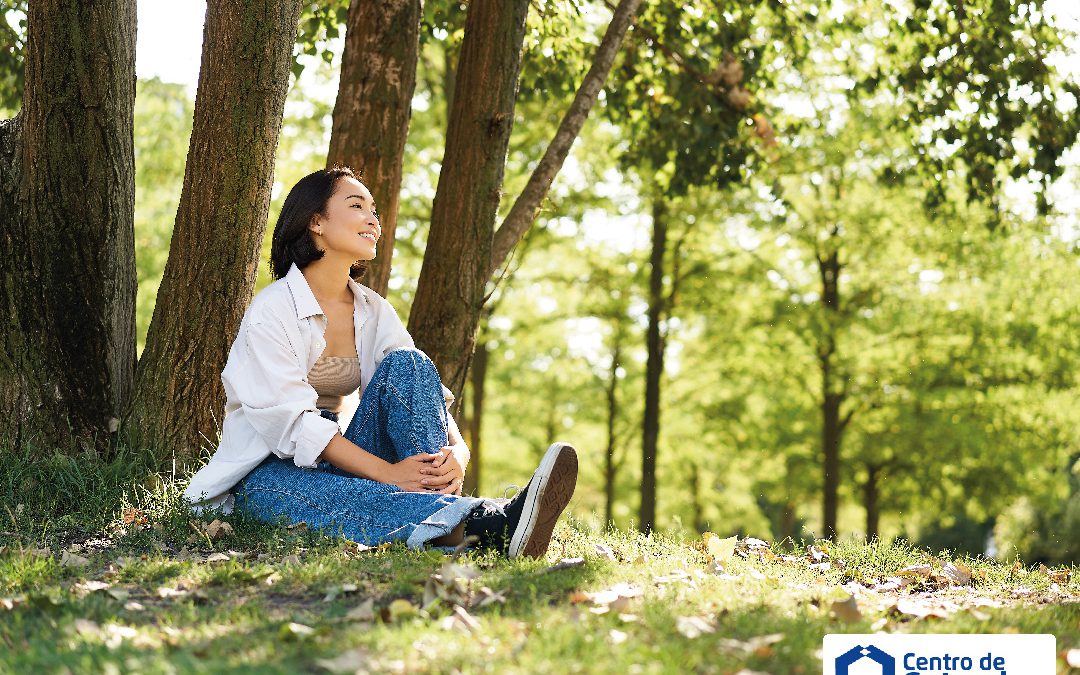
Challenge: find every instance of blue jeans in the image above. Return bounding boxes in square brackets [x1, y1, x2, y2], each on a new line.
[234, 349, 487, 548]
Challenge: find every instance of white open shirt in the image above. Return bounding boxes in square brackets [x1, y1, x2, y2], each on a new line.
[183, 263, 454, 512]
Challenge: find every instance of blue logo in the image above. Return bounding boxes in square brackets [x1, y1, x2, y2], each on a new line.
[835, 644, 895, 675]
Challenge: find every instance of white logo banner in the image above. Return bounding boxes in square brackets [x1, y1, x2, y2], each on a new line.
[823, 634, 1056, 675]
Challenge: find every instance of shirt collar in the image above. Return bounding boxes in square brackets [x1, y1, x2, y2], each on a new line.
[285, 263, 324, 320]
[285, 263, 370, 320]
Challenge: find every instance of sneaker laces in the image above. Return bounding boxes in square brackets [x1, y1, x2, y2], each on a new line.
[502, 484, 522, 500]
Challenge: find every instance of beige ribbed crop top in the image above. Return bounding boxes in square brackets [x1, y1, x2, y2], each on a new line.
[307, 355, 361, 413]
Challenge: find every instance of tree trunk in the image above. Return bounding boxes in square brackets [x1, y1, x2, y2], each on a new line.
[327, 0, 421, 297]
[407, 0, 530, 396]
[819, 241, 843, 539]
[689, 461, 708, 533]
[462, 340, 488, 496]
[0, 0, 137, 451]
[126, 0, 303, 465]
[487, 0, 642, 278]
[781, 501, 797, 541]
[604, 338, 622, 528]
[864, 463, 881, 541]
[639, 195, 668, 533]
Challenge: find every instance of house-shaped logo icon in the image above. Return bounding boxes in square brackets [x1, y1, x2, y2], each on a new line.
[835, 644, 896, 675]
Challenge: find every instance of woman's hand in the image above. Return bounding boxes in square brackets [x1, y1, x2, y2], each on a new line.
[379, 453, 442, 492]
[420, 446, 465, 495]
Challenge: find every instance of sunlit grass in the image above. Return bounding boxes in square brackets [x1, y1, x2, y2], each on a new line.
[1, 451, 1077, 673]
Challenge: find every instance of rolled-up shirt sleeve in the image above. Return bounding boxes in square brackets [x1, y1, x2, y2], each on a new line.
[227, 315, 339, 468]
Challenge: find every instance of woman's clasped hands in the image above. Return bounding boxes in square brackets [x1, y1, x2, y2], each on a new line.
[380, 445, 465, 494]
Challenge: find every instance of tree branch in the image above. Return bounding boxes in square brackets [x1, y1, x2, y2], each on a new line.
[601, 0, 719, 91]
[488, 0, 643, 278]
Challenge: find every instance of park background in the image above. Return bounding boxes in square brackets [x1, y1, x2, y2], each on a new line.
[3, 0, 1080, 562]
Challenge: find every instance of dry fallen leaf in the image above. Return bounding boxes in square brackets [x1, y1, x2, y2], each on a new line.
[676, 615, 715, 639]
[121, 508, 148, 526]
[746, 567, 767, 581]
[1045, 566, 1071, 584]
[280, 622, 315, 639]
[546, 557, 585, 573]
[892, 597, 952, 620]
[831, 595, 862, 623]
[75, 580, 111, 594]
[205, 552, 230, 563]
[345, 598, 375, 622]
[156, 586, 188, 599]
[323, 583, 359, 603]
[60, 550, 90, 568]
[594, 544, 617, 561]
[439, 605, 481, 634]
[609, 629, 628, 645]
[717, 633, 784, 657]
[585, 583, 643, 612]
[895, 564, 932, 578]
[106, 587, 129, 602]
[316, 648, 371, 674]
[470, 586, 507, 609]
[939, 561, 972, 586]
[203, 520, 234, 539]
[73, 618, 101, 636]
[808, 545, 829, 563]
[704, 533, 737, 566]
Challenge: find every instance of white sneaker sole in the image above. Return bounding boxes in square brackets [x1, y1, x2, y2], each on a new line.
[508, 442, 578, 559]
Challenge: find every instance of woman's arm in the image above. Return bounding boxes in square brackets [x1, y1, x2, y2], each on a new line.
[418, 411, 468, 494]
[319, 434, 439, 492]
[446, 412, 470, 470]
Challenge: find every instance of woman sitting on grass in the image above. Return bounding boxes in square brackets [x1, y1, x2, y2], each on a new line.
[184, 166, 578, 558]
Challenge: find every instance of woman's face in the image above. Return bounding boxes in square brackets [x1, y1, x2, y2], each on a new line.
[310, 176, 381, 262]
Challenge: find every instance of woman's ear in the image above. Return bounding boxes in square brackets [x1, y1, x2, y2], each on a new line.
[308, 215, 322, 236]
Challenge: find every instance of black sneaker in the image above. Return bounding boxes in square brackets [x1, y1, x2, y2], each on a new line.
[507, 442, 578, 559]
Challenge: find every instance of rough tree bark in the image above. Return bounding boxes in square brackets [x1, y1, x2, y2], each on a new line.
[462, 340, 488, 496]
[639, 196, 668, 533]
[818, 229, 845, 540]
[863, 462, 881, 540]
[487, 0, 642, 278]
[407, 0, 530, 396]
[125, 0, 303, 464]
[326, 0, 421, 297]
[0, 0, 137, 451]
[603, 338, 622, 527]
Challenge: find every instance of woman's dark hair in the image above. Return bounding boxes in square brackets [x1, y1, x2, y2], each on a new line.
[270, 165, 367, 281]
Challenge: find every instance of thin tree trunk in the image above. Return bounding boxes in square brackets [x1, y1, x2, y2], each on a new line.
[604, 338, 622, 528]
[864, 463, 881, 540]
[0, 0, 137, 451]
[327, 0, 421, 297]
[126, 0, 303, 465]
[487, 0, 642, 278]
[781, 501, 797, 541]
[819, 239, 843, 539]
[407, 0, 530, 396]
[462, 340, 488, 495]
[690, 461, 706, 533]
[639, 195, 668, 533]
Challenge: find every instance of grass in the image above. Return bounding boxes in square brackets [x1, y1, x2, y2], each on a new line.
[1, 449, 1078, 673]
